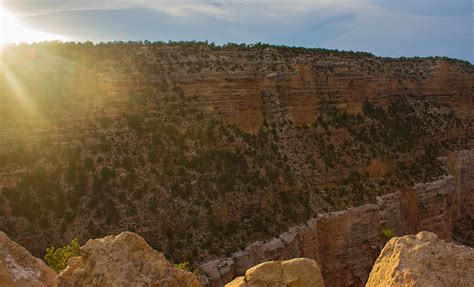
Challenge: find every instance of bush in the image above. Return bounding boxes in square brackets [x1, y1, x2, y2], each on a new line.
[174, 261, 200, 276]
[381, 228, 396, 240]
[44, 239, 81, 273]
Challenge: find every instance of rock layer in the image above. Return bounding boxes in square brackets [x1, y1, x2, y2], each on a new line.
[366, 231, 474, 287]
[0, 231, 57, 287]
[201, 150, 474, 287]
[225, 258, 324, 287]
[1, 44, 472, 263]
[58, 231, 199, 287]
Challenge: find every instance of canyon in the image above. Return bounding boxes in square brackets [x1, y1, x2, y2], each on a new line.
[0, 42, 473, 285]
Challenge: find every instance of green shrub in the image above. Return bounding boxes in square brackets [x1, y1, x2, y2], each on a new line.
[44, 239, 81, 273]
[381, 228, 396, 240]
[174, 261, 191, 271]
[174, 261, 200, 276]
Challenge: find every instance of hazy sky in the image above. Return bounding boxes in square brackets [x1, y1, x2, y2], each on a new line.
[3, 0, 473, 62]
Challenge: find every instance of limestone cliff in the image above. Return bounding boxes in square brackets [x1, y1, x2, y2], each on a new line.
[366, 231, 474, 287]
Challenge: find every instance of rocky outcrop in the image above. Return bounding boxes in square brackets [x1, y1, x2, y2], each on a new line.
[58, 231, 199, 287]
[225, 258, 324, 287]
[200, 177, 454, 287]
[366, 231, 474, 287]
[0, 231, 57, 287]
[201, 150, 474, 287]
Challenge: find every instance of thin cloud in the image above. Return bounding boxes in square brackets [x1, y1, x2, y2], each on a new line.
[4, 0, 364, 19]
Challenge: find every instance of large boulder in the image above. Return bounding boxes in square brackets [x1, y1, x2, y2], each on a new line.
[366, 231, 474, 287]
[58, 231, 199, 287]
[225, 258, 324, 287]
[0, 231, 57, 287]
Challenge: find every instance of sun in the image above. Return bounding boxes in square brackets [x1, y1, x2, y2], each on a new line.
[0, 5, 68, 45]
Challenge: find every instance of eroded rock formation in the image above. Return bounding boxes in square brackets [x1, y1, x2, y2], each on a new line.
[0, 43, 472, 286]
[225, 258, 324, 287]
[366, 231, 474, 287]
[1, 43, 472, 266]
[201, 150, 474, 287]
[58, 231, 199, 287]
[0, 231, 57, 287]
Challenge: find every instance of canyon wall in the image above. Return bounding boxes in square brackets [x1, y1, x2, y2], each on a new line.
[200, 149, 473, 287]
[2, 46, 472, 139]
[173, 57, 473, 135]
[448, 150, 474, 219]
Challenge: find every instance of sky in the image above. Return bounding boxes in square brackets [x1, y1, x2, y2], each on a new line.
[1, 0, 473, 62]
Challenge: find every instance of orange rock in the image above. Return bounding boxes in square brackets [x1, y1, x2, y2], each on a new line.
[226, 258, 324, 287]
[58, 231, 199, 287]
[367, 231, 474, 287]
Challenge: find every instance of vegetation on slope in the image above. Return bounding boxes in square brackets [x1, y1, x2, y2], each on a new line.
[0, 42, 471, 266]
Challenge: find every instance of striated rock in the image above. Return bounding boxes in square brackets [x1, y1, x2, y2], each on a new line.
[414, 176, 456, 240]
[448, 149, 474, 219]
[225, 258, 324, 287]
[202, 149, 474, 287]
[316, 204, 382, 286]
[0, 231, 57, 287]
[1, 43, 472, 273]
[58, 231, 199, 287]
[366, 231, 474, 287]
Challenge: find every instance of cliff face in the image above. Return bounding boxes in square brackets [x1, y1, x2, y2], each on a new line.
[201, 150, 474, 287]
[174, 57, 473, 134]
[1, 44, 472, 139]
[448, 150, 474, 219]
[0, 43, 472, 265]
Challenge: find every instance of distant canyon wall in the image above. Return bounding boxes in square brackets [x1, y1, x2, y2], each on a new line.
[173, 58, 473, 134]
[200, 149, 474, 287]
[3, 49, 472, 138]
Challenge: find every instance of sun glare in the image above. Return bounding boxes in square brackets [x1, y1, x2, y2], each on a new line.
[0, 5, 68, 45]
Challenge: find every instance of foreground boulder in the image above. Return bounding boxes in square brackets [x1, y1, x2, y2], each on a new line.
[0, 231, 57, 287]
[226, 258, 324, 287]
[366, 231, 474, 287]
[58, 231, 199, 287]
